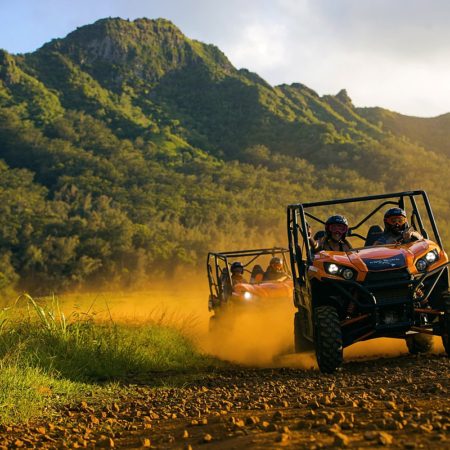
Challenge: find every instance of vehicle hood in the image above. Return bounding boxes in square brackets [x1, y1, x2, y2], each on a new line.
[346, 241, 431, 271]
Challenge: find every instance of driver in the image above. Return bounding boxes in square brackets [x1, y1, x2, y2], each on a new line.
[374, 208, 423, 245]
[230, 261, 248, 285]
[311, 215, 352, 253]
[263, 257, 290, 281]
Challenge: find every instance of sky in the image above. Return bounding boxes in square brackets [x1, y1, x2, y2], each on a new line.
[1, 0, 449, 117]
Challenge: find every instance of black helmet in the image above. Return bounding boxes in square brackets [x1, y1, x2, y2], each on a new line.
[230, 261, 244, 274]
[325, 215, 349, 240]
[384, 207, 407, 219]
[325, 215, 349, 227]
[384, 208, 408, 234]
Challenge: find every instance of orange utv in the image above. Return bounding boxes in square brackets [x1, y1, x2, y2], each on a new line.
[287, 191, 450, 373]
[207, 248, 293, 330]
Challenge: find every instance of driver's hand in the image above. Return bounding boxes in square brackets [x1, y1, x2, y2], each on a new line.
[402, 229, 412, 241]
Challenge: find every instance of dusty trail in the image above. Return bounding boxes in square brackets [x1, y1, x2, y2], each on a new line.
[2, 353, 449, 449]
[2, 283, 449, 448]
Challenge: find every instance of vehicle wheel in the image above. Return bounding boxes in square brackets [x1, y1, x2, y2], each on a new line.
[294, 310, 314, 352]
[442, 293, 450, 355]
[406, 333, 433, 354]
[314, 305, 343, 373]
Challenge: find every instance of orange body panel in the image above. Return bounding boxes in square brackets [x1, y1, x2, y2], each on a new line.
[233, 280, 293, 299]
[308, 239, 448, 281]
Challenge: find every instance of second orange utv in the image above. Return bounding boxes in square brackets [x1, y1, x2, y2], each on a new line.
[207, 248, 293, 331]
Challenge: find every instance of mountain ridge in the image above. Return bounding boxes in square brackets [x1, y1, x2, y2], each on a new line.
[357, 106, 450, 156]
[4, 17, 447, 158]
[0, 17, 449, 292]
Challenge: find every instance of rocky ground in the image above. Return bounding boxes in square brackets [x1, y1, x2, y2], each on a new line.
[1, 353, 449, 449]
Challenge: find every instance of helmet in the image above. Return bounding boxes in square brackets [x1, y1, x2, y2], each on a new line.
[230, 261, 244, 274]
[269, 257, 283, 271]
[384, 207, 408, 234]
[325, 215, 349, 241]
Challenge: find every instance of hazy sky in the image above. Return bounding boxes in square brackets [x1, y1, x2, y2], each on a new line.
[1, 0, 449, 117]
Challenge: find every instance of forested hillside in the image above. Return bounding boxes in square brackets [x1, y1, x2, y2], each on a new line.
[358, 107, 450, 157]
[0, 17, 448, 293]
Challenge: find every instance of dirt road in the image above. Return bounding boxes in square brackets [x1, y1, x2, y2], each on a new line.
[1, 352, 449, 449]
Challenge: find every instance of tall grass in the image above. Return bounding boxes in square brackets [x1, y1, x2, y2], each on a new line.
[0, 294, 220, 425]
[0, 364, 87, 424]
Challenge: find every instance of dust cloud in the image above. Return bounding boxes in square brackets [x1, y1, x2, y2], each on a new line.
[52, 275, 444, 369]
[345, 336, 444, 359]
[56, 276, 211, 330]
[199, 300, 316, 368]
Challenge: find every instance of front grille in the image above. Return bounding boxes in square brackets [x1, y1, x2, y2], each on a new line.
[364, 269, 411, 286]
[374, 288, 410, 305]
[362, 269, 412, 306]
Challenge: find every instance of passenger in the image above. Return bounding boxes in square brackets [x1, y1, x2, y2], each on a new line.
[374, 208, 423, 245]
[263, 257, 290, 281]
[250, 264, 264, 283]
[230, 261, 248, 286]
[310, 215, 352, 253]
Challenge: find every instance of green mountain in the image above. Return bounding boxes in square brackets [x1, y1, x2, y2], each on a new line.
[0, 17, 449, 293]
[358, 107, 450, 157]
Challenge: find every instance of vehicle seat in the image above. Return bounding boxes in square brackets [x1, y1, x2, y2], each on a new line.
[250, 264, 264, 283]
[220, 268, 232, 297]
[365, 225, 383, 246]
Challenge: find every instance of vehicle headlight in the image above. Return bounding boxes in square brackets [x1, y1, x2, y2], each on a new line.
[325, 263, 355, 280]
[243, 291, 253, 300]
[327, 263, 340, 275]
[425, 251, 438, 264]
[416, 250, 439, 272]
[342, 268, 354, 280]
[416, 259, 428, 272]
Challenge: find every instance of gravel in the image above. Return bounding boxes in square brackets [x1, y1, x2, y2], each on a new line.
[0, 354, 449, 448]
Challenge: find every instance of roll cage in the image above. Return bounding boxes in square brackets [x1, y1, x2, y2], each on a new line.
[207, 247, 290, 305]
[287, 190, 447, 287]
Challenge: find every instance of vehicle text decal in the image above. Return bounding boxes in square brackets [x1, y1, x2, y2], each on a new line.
[362, 254, 406, 271]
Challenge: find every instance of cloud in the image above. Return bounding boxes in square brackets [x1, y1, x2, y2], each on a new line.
[218, 0, 450, 116]
[227, 23, 288, 71]
[305, 0, 450, 60]
[1, 0, 449, 116]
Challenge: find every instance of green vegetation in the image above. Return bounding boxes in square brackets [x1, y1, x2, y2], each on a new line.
[0, 295, 218, 424]
[0, 365, 87, 424]
[0, 17, 449, 293]
[358, 106, 450, 157]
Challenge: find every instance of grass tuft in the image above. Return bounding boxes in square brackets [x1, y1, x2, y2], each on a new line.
[0, 294, 221, 425]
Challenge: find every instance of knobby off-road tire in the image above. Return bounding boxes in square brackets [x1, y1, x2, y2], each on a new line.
[442, 293, 450, 356]
[406, 333, 433, 354]
[314, 305, 343, 373]
[294, 310, 314, 352]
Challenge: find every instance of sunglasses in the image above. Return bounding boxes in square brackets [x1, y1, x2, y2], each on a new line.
[385, 216, 407, 226]
[329, 224, 348, 234]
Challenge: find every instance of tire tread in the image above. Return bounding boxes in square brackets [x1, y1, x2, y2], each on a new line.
[314, 305, 343, 373]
